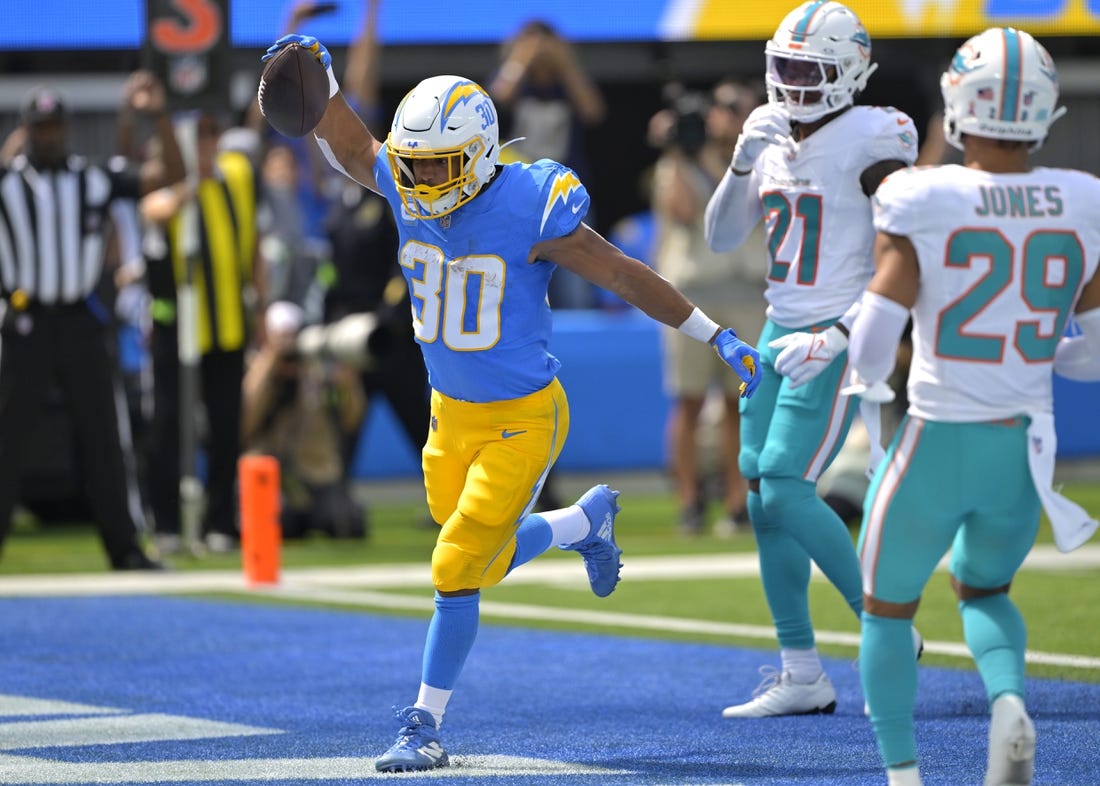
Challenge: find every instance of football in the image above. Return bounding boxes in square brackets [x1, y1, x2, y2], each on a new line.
[258, 43, 330, 138]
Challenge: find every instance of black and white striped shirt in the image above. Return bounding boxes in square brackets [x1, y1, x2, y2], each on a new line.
[0, 154, 140, 305]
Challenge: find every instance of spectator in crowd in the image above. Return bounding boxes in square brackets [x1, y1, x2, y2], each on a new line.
[704, 1, 921, 717]
[262, 33, 761, 773]
[260, 141, 328, 315]
[649, 79, 767, 537]
[248, 0, 346, 251]
[141, 110, 266, 554]
[488, 18, 606, 308]
[0, 73, 184, 570]
[850, 27, 1098, 786]
[321, 0, 433, 491]
[241, 301, 367, 539]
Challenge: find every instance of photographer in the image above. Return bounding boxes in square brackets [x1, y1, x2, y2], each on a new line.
[649, 79, 768, 536]
[324, 181, 432, 485]
[241, 302, 368, 539]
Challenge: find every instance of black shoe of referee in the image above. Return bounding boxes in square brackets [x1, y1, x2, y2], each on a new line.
[113, 549, 166, 571]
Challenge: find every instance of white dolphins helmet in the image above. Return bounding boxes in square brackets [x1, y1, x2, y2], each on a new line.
[940, 27, 1066, 151]
[765, 1, 877, 122]
[386, 75, 499, 219]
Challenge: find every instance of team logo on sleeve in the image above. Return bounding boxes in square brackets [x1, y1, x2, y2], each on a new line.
[540, 172, 583, 234]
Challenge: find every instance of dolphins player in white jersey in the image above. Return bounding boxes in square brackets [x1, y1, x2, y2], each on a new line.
[848, 27, 1100, 786]
[704, 0, 920, 717]
[261, 36, 763, 774]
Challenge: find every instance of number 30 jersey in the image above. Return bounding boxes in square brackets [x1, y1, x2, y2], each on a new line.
[873, 164, 1100, 422]
[754, 105, 918, 328]
[373, 147, 590, 402]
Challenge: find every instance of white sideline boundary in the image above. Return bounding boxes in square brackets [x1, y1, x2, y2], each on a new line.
[1, 545, 1099, 671]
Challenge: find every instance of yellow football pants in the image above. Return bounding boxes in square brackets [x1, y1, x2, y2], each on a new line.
[423, 377, 569, 593]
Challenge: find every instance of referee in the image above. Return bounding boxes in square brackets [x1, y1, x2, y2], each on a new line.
[0, 74, 185, 569]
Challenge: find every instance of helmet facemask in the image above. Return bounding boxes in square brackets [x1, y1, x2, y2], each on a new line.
[765, 1, 876, 123]
[389, 136, 489, 218]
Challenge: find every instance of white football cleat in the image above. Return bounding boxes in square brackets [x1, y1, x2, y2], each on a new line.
[722, 667, 836, 718]
[984, 694, 1035, 786]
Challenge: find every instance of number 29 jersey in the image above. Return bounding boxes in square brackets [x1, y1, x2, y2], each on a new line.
[372, 147, 590, 403]
[873, 164, 1100, 422]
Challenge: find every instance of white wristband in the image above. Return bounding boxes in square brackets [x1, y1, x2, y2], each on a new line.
[678, 307, 722, 344]
[326, 65, 340, 98]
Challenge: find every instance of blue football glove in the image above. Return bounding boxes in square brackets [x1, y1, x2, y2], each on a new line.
[263, 34, 331, 67]
[712, 328, 762, 398]
[263, 34, 339, 96]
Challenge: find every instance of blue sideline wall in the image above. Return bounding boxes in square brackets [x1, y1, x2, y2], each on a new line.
[349, 310, 1100, 480]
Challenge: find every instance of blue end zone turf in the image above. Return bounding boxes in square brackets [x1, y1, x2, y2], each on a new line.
[0, 596, 1096, 785]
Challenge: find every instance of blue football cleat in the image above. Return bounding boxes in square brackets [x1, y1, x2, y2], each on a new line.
[374, 706, 449, 773]
[560, 484, 622, 597]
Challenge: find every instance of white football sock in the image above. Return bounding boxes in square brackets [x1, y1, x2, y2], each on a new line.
[540, 505, 589, 546]
[780, 647, 824, 684]
[415, 684, 451, 729]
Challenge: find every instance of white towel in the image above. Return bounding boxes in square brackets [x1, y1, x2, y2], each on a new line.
[1026, 412, 1098, 553]
[860, 399, 886, 479]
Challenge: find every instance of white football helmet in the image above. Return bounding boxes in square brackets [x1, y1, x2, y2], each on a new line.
[387, 75, 499, 219]
[940, 27, 1066, 151]
[765, 1, 877, 123]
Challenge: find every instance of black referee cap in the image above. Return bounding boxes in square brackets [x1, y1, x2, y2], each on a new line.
[20, 87, 67, 125]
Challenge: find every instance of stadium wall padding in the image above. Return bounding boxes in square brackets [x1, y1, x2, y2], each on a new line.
[349, 309, 1100, 478]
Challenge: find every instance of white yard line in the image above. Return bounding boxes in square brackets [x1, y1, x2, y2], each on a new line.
[0, 544, 1097, 596]
[0, 754, 626, 783]
[2, 545, 1098, 670]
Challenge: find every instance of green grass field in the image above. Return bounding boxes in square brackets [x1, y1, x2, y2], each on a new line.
[3, 478, 1098, 683]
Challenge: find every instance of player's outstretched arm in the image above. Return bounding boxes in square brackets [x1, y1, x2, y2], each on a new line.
[534, 224, 762, 396]
[263, 34, 382, 191]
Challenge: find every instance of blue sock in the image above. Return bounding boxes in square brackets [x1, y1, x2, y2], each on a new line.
[759, 476, 863, 618]
[960, 593, 1026, 703]
[507, 514, 554, 574]
[749, 489, 814, 649]
[861, 612, 919, 768]
[422, 592, 480, 690]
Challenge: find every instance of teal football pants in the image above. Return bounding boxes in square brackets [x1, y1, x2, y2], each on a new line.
[859, 415, 1039, 769]
[739, 318, 863, 650]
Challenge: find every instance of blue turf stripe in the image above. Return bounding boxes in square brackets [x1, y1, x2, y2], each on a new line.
[1001, 28, 1022, 121]
[4, 596, 1100, 784]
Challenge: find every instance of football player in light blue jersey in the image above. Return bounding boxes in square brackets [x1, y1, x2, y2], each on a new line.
[262, 36, 762, 774]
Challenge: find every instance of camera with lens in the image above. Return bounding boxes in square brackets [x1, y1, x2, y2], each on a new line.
[295, 311, 396, 370]
[662, 87, 709, 157]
